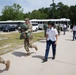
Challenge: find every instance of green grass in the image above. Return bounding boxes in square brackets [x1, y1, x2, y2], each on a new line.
[0, 32, 44, 55]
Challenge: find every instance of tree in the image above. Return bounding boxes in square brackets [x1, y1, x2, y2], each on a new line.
[0, 16, 2, 20]
[31, 10, 47, 19]
[24, 9, 47, 19]
[1, 2, 75, 23]
[69, 5, 76, 24]
[38, 8, 48, 19]
[56, 2, 70, 18]
[1, 3, 24, 20]
[50, 3, 57, 19]
[24, 12, 32, 19]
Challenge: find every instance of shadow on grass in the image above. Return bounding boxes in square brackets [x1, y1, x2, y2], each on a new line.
[12, 51, 35, 57]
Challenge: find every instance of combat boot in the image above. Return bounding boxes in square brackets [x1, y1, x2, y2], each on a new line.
[6, 60, 10, 70]
[35, 45, 38, 51]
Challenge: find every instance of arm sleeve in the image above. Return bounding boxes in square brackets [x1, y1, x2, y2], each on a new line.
[25, 24, 32, 33]
[54, 29, 58, 35]
[46, 29, 48, 34]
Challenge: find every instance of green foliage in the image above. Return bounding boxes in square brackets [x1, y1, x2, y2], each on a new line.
[0, 2, 76, 24]
[1, 3, 24, 20]
[24, 9, 47, 19]
[69, 5, 76, 23]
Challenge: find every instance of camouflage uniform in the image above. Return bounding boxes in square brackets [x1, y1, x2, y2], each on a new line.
[0, 57, 10, 70]
[43, 24, 48, 37]
[57, 24, 61, 35]
[24, 23, 37, 54]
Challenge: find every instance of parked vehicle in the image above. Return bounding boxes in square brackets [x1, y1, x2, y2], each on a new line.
[30, 18, 70, 30]
[32, 23, 38, 31]
[0, 25, 3, 31]
[2, 25, 16, 32]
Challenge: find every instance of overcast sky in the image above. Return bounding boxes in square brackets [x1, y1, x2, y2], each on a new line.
[0, 0, 76, 15]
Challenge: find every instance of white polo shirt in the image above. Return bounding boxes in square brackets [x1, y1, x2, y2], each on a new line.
[46, 27, 58, 41]
[73, 26, 76, 31]
[63, 24, 66, 28]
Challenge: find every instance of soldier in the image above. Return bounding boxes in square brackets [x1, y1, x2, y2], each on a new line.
[43, 22, 48, 37]
[0, 57, 10, 70]
[23, 18, 38, 55]
[57, 23, 61, 36]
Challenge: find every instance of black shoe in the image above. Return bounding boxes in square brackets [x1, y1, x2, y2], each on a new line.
[52, 57, 55, 60]
[42, 59, 47, 63]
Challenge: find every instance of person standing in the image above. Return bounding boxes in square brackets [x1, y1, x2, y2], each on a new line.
[72, 23, 76, 41]
[23, 18, 38, 55]
[57, 24, 61, 36]
[43, 22, 48, 37]
[63, 23, 67, 35]
[0, 57, 10, 70]
[43, 22, 58, 62]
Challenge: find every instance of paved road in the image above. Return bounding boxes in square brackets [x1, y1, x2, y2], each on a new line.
[0, 31, 76, 75]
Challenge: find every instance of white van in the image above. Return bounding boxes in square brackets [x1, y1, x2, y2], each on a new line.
[32, 23, 38, 31]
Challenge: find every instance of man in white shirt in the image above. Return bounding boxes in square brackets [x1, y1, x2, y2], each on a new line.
[43, 22, 58, 62]
[72, 23, 76, 41]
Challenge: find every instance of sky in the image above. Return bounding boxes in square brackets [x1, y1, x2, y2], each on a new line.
[0, 0, 76, 15]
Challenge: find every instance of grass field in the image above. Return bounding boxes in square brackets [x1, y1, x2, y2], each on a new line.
[0, 31, 44, 55]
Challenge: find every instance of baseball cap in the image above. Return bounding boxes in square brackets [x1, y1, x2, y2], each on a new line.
[48, 21, 54, 26]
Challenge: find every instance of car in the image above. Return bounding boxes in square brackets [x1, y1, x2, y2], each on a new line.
[0, 25, 3, 31]
[2, 25, 16, 32]
[32, 23, 38, 31]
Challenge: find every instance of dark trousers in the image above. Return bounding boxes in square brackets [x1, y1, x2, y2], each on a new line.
[45, 40, 56, 59]
[73, 31, 76, 40]
[63, 28, 66, 35]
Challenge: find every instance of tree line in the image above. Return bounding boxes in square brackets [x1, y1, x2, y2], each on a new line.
[0, 2, 76, 24]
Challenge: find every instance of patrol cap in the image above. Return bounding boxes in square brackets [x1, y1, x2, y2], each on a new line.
[48, 21, 54, 26]
[25, 18, 29, 21]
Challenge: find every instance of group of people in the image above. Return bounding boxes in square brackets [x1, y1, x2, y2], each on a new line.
[62, 23, 76, 41]
[20, 19, 58, 62]
[0, 18, 76, 70]
[43, 22, 76, 62]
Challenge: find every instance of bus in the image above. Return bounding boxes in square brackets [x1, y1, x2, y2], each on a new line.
[30, 18, 70, 30]
[0, 18, 70, 31]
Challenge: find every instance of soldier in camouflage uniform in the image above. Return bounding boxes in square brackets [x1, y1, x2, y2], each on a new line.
[0, 57, 10, 70]
[23, 18, 38, 55]
[43, 22, 48, 37]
